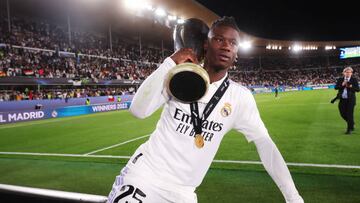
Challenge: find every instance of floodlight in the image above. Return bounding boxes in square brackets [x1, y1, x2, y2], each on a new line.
[239, 41, 252, 50]
[292, 45, 302, 52]
[124, 0, 141, 10]
[124, 0, 152, 11]
[168, 15, 177, 21]
[155, 8, 166, 16]
[177, 18, 185, 24]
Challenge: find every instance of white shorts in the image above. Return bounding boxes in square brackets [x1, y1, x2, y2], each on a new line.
[107, 152, 198, 203]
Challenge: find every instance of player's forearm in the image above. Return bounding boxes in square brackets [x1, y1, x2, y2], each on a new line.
[129, 57, 176, 119]
[254, 137, 304, 203]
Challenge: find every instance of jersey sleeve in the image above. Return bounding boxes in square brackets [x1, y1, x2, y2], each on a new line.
[129, 57, 176, 119]
[254, 137, 304, 203]
[233, 89, 270, 142]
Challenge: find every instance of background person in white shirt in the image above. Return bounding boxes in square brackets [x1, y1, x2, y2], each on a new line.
[107, 16, 304, 203]
[334, 66, 359, 134]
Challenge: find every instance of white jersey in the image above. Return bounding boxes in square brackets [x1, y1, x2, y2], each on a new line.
[129, 57, 269, 188]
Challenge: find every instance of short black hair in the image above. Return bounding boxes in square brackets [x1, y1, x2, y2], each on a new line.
[211, 16, 241, 32]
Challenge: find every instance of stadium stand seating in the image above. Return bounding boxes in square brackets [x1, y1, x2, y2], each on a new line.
[1, 14, 360, 101]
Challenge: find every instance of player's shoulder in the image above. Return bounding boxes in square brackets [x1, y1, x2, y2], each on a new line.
[229, 80, 252, 92]
[228, 80, 254, 97]
[227, 80, 257, 109]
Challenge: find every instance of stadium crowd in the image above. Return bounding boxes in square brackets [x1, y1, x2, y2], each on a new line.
[231, 65, 360, 87]
[1, 15, 360, 102]
[0, 46, 157, 81]
[0, 16, 165, 81]
[0, 16, 170, 62]
[0, 87, 134, 102]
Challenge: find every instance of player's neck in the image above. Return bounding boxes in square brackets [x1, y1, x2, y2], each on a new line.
[205, 67, 228, 84]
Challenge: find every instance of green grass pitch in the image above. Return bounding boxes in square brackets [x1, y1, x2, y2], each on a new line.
[0, 89, 360, 202]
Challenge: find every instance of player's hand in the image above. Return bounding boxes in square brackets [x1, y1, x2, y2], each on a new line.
[342, 81, 347, 86]
[170, 48, 199, 65]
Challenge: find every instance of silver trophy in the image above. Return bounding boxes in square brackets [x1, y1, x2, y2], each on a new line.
[166, 18, 210, 103]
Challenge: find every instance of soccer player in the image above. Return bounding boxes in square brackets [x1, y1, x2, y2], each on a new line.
[274, 82, 279, 98]
[107, 17, 304, 203]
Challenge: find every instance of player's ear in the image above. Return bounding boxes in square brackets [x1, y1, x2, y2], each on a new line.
[233, 54, 238, 65]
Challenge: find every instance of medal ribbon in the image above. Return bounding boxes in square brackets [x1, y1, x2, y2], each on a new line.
[190, 76, 229, 135]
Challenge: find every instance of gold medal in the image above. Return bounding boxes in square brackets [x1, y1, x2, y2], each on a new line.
[194, 134, 204, 148]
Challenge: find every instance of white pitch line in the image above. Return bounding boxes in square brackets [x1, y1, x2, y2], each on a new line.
[1, 151, 360, 169]
[0, 151, 131, 159]
[212, 159, 360, 169]
[83, 134, 150, 155]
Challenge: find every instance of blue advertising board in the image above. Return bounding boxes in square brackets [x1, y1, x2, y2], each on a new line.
[0, 102, 131, 124]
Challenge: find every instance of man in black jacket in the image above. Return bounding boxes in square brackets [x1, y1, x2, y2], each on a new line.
[334, 67, 359, 134]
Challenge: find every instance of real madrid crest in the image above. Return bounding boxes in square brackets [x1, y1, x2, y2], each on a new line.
[51, 110, 58, 118]
[220, 103, 232, 117]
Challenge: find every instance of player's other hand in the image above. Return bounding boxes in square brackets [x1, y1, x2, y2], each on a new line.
[170, 48, 199, 65]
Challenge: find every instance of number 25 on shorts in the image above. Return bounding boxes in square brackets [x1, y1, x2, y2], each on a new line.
[113, 185, 146, 203]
